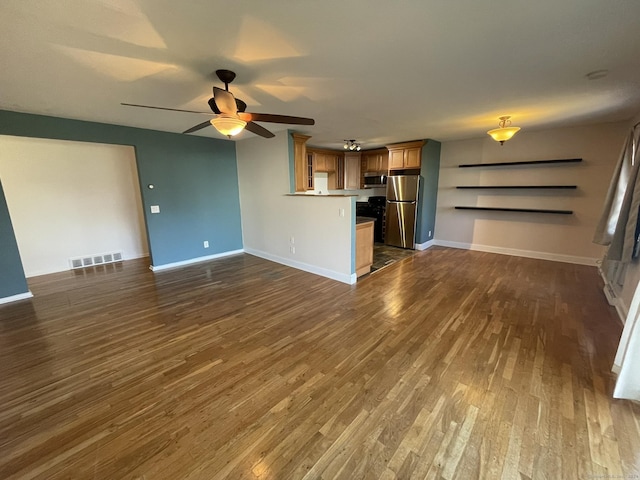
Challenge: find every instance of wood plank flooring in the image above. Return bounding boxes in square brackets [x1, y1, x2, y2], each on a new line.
[0, 248, 638, 479]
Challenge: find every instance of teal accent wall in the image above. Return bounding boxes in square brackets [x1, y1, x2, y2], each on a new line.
[0, 180, 29, 298]
[416, 139, 441, 244]
[0, 110, 242, 295]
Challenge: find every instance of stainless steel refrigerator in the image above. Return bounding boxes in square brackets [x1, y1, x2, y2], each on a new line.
[385, 175, 420, 249]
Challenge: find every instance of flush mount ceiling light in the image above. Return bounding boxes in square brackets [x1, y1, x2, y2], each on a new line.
[210, 115, 247, 137]
[343, 139, 361, 151]
[487, 116, 521, 145]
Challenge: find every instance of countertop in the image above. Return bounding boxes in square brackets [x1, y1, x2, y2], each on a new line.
[285, 194, 358, 197]
[356, 216, 376, 225]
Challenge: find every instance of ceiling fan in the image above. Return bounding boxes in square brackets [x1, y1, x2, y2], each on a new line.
[121, 69, 315, 139]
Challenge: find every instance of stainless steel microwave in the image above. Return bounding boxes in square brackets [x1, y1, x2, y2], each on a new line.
[363, 173, 387, 188]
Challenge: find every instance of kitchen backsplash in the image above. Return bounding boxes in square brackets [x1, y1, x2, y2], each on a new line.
[306, 172, 386, 199]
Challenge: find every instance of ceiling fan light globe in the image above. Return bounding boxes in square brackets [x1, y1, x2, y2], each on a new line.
[211, 116, 246, 136]
[487, 126, 520, 143]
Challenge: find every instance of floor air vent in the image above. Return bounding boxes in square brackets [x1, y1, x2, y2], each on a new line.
[69, 251, 123, 269]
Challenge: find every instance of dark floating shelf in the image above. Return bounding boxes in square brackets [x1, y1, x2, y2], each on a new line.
[458, 158, 582, 168]
[456, 185, 577, 189]
[455, 206, 573, 215]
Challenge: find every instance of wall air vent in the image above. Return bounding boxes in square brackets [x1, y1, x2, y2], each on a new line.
[69, 251, 124, 270]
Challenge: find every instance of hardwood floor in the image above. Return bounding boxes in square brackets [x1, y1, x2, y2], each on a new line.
[0, 248, 638, 479]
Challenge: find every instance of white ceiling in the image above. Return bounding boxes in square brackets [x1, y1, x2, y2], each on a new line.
[1, 0, 639, 149]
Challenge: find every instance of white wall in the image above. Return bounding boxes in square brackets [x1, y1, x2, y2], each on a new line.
[435, 122, 627, 264]
[236, 131, 354, 284]
[0, 135, 148, 277]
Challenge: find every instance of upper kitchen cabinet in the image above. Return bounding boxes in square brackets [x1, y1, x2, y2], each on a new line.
[344, 153, 361, 190]
[292, 133, 312, 192]
[308, 148, 349, 190]
[387, 140, 425, 170]
[309, 149, 338, 173]
[361, 149, 388, 173]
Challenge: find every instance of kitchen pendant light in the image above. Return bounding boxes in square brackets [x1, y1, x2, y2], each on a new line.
[487, 116, 521, 145]
[210, 116, 246, 137]
[343, 139, 361, 151]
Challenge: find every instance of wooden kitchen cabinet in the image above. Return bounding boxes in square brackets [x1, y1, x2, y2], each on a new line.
[314, 152, 327, 172]
[324, 154, 337, 172]
[388, 149, 405, 169]
[386, 140, 425, 170]
[330, 155, 345, 190]
[356, 220, 374, 277]
[326, 155, 337, 173]
[292, 133, 312, 192]
[344, 153, 361, 190]
[308, 148, 343, 190]
[360, 148, 388, 188]
[380, 152, 389, 172]
[308, 150, 337, 173]
[361, 149, 388, 173]
[404, 147, 421, 168]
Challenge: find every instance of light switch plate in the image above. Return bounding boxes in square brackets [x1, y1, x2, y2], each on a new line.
[150, 205, 160, 214]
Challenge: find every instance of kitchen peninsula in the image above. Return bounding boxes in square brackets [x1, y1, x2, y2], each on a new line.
[284, 193, 376, 279]
[288, 132, 437, 281]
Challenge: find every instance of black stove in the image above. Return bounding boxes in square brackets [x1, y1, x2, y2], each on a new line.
[356, 196, 386, 242]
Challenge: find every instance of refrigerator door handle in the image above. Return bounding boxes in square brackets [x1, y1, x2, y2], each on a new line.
[387, 200, 417, 205]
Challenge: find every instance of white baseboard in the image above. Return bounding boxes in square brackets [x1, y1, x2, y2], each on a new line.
[598, 267, 628, 325]
[150, 249, 244, 272]
[244, 247, 357, 285]
[0, 291, 33, 305]
[613, 298, 628, 325]
[415, 239, 436, 251]
[433, 239, 599, 266]
[25, 253, 151, 278]
[127, 253, 150, 260]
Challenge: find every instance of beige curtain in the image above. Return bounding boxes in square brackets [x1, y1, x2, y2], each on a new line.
[608, 128, 640, 263]
[593, 133, 635, 246]
[595, 127, 640, 287]
[595, 124, 640, 401]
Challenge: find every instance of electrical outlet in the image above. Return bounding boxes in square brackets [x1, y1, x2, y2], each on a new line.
[150, 205, 160, 214]
[290, 236, 295, 244]
[203, 241, 209, 248]
[428, 230, 432, 237]
[339, 208, 345, 217]
[290, 246, 295, 254]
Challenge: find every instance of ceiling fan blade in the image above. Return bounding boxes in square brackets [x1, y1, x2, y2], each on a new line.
[244, 121, 275, 138]
[235, 98, 247, 112]
[243, 112, 315, 125]
[182, 120, 212, 134]
[213, 87, 237, 114]
[121, 103, 211, 115]
[207, 97, 221, 114]
[208, 97, 246, 115]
